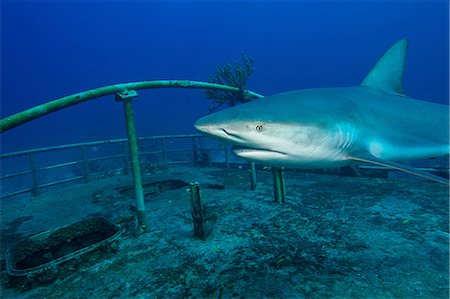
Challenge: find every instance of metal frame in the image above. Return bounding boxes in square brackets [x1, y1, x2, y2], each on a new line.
[0, 134, 219, 199]
[0, 80, 265, 232]
[2, 136, 448, 200]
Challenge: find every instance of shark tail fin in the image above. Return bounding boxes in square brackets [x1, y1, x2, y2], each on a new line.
[361, 39, 408, 94]
[348, 151, 449, 185]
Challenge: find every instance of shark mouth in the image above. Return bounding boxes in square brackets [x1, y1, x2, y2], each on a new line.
[231, 145, 287, 157]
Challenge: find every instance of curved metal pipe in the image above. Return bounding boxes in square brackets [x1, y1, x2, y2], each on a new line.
[0, 80, 264, 133]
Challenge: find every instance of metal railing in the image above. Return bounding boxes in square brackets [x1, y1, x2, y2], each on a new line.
[0, 134, 235, 200]
[2, 134, 448, 200]
[0, 79, 264, 231]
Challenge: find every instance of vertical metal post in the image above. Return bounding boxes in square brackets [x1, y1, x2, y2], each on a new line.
[272, 167, 286, 204]
[192, 137, 198, 165]
[188, 182, 207, 239]
[223, 144, 229, 169]
[198, 136, 203, 152]
[123, 142, 129, 175]
[116, 90, 147, 233]
[81, 146, 90, 183]
[28, 153, 40, 197]
[249, 161, 257, 190]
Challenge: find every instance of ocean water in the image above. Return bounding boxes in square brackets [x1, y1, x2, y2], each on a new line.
[1, 1, 449, 298]
[1, 0, 448, 152]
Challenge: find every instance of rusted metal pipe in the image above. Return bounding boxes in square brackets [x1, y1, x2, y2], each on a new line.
[1, 80, 263, 133]
[188, 182, 207, 240]
[117, 90, 147, 234]
[272, 167, 286, 204]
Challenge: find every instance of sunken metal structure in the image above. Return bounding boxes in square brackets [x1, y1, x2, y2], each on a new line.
[0, 79, 263, 233]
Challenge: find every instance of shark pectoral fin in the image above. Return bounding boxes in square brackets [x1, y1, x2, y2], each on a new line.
[348, 152, 449, 185]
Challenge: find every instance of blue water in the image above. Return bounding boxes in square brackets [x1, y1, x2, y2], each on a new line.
[1, 0, 448, 152]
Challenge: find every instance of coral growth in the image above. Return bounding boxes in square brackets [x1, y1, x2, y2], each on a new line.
[204, 53, 257, 112]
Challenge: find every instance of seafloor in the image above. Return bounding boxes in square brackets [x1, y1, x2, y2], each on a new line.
[1, 165, 449, 298]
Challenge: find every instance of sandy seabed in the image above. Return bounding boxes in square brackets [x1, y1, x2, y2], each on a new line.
[1, 165, 448, 298]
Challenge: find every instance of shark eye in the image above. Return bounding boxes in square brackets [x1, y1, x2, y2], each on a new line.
[255, 124, 264, 132]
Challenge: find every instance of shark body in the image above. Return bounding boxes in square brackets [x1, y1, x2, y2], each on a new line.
[195, 40, 449, 184]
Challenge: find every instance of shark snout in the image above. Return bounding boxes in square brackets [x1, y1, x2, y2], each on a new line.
[194, 117, 214, 135]
[194, 116, 243, 143]
[194, 117, 226, 139]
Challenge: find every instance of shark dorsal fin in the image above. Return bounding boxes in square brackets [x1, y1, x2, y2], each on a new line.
[361, 39, 408, 94]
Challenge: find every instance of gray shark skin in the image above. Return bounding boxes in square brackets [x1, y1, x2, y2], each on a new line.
[195, 39, 449, 184]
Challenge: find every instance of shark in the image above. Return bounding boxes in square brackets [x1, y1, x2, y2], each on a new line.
[195, 39, 449, 184]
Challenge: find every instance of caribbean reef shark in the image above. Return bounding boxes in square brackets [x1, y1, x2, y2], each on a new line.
[195, 39, 449, 184]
